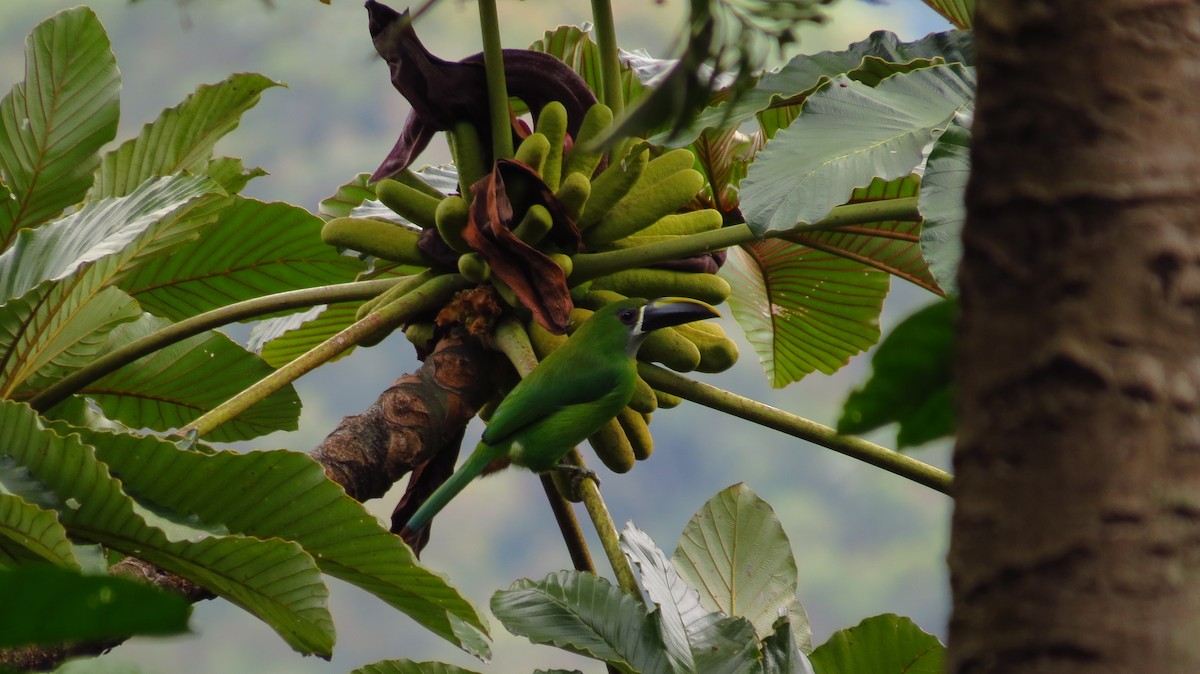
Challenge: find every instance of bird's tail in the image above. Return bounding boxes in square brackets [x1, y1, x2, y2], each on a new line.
[403, 442, 499, 533]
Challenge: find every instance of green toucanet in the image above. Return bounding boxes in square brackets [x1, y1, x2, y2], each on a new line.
[402, 297, 720, 533]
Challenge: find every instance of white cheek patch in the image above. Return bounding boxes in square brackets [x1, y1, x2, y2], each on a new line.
[631, 307, 648, 336]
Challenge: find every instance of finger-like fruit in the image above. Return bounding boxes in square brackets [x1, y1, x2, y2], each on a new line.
[585, 168, 705, 246]
[573, 288, 626, 311]
[555, 171, 592, 222]
[638, 325, 702, 372]
[654, 388, 682, 409]
[528, 319, 568, 359]
[549, 253, 574, 279]
[404, 321, 437, 352]
[512, 204, 553, 245]
[514, 132, 551, 178]
[376, 179, 442, 230]
[536, 101, 568, 191]
[493, 276, 521, 309]
[589, 268, 731, 305]
[448, 120, 487, 197]
[577, 148, 648, 230]
[322, 217, 434, 266]
[631, 149, 696, 196]
[434, 195, 473, 254]
[457, 251, 491, 283]
[638, 208, 723, 237]
[628, 375, 658, 414]
[672, 320, 739, 373]
[563, 103, 612, 179]
[589, 416, 636, 473]
[566, 307, 593, 334]
[393, 168, 447, 201]
[617, 407, 654, 461]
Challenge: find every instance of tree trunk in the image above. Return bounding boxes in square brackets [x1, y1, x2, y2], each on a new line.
[949, 2, 1200, 673]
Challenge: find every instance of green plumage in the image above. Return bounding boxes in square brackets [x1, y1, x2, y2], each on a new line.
[403, 297, 718, 533]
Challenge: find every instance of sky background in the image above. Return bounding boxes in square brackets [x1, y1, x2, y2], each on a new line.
[1, 2, 957, 672]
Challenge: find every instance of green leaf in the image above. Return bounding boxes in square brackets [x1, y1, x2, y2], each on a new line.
[250, 302, 367, 369]
[0, 173, 222, 305]
[319, 172, 378, 220]
[492, 571, 674, 674]
[0, 6, 120, 244]
[348, 661, 482, 674]
[655, 30, 973, 147]
[621, 525, 706, 672]
[116, 197, 363, 320]
[922, 0, 974, 29]
[721, 240, 888, 387]
[205, 156, 268, 195]
[671, 483, 801, 641]
[0, 277, 141, 398]
[808, 614, 943, 674]
[761, 614, 815, 674]
[0, 400, 334, 656]
[918, 116, 970, 296]
[69, 427, 491, 659]
[0, 493, 77, 568]
[83, 313, 301, 442]
[741, 64, 975, 234]
[93, 73, 281, 199]
[0, 565, 191, 647]
[838, 299, 955, 449]
[786, 175, 940, 295]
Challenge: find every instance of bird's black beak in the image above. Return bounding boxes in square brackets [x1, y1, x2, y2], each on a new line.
[639, 297, 721, 332]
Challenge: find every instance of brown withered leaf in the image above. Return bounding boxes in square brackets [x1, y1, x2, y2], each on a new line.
[365, 0, 598, 182]
[462, 160, 581, 335]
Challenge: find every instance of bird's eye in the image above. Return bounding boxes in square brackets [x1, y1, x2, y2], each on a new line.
[617, 308, 638, 325]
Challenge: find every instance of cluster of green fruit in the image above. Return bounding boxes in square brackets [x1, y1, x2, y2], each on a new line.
[321, 101, 739, 475]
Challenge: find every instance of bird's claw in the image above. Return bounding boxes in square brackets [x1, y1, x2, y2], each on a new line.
[556, 463, 601, 492]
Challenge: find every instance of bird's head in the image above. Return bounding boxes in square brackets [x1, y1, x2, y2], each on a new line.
[587, 297, 721, 356]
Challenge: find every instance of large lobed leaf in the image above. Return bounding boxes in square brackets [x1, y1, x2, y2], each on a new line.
[721, 240, 888, 387]
[0, 275, 141, 399]
[0, 174, 222, 305]
[918, 115, 971, 295]
[622, 524, 761, 674]
[68, 426, 491, 659]
[838, 298, 956, 450]
[808, 614, 943, 674]
[492, 571, 674, 674]
[82, 313, 301, 442]
[656, 30, 973, 147]
[787, 175, 939, 294]
[0, 493, 77, 568]
[115, 196, 364, 321]
[0, 7, 120, 246]
[741, 64, 975, 235]
[0, 400, 334, 656]
[922, 0, 974, 29]
[671, 483, 805, 646]
[249, 302, 368, 369]
[93, 73, 281, 199]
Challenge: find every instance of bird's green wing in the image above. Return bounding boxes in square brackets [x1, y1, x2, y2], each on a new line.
[482, 357, 624, 446]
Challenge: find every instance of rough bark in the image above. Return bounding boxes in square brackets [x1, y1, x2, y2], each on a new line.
[950, 2, 1200, 673]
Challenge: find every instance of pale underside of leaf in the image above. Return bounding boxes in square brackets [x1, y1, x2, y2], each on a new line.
[722, 241, 887, 387]
[740, 64, 975, 235]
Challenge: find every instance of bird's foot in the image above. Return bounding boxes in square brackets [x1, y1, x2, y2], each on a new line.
[555, 463, 601, 491]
